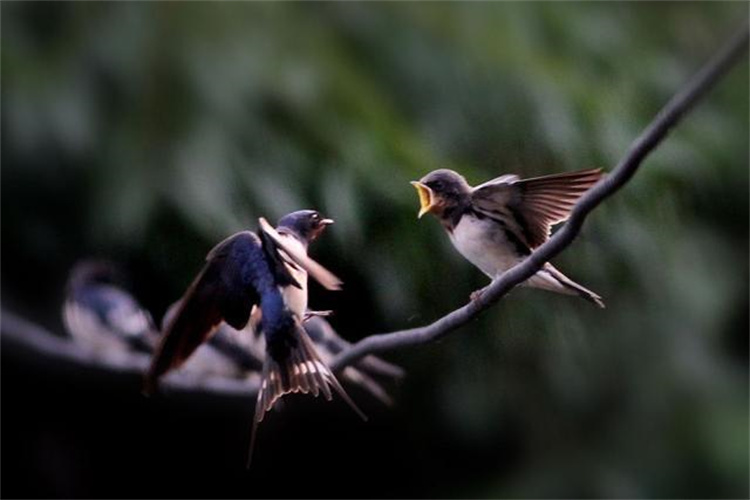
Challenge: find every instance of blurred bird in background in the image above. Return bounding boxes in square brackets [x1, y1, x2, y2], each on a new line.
[144, 210, 366, 463]
[63, 260, 159, 358]
[412, 168, 605, 307]
[62, 255, 403, 404]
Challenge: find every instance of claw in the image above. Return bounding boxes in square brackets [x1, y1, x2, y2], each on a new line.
[303, 310, 334, 322]
[470, 286, 489, 302]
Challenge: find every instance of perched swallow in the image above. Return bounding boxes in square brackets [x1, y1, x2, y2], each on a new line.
[63, 260, 158, 354]
[411, 168, 605, 307]
[143, 210, 365, 464]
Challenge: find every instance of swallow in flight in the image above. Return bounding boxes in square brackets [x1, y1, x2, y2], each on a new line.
[143, 210, 366, 464]
[63, 260, 158, 355]
[411, 168, 605, 307]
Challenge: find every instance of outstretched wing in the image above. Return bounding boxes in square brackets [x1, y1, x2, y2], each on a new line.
[258, 217, 343, 290]
[472, 168, 603, 248]
[144, 231, 273, 393]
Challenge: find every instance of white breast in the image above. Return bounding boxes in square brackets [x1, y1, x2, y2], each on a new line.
[448, 214, 522, 278]
[276, 234, 308, 319]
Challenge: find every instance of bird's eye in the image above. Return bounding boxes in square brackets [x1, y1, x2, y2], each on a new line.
[311, 213, 320, 221]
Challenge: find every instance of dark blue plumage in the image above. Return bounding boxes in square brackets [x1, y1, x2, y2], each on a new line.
[63, 260, 157, 353]
[144, 230, 298, 389]
[144, 211, 364, 465]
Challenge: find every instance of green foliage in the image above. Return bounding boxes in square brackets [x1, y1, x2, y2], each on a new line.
[2, 2, 747, 497]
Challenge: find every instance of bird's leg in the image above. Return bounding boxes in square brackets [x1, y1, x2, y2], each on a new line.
[303, 310, 334, 322]
[470, 285, 491, 302]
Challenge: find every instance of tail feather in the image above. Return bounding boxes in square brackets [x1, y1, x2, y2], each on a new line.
[342, 367, 395, 407]
[543, 264, 605, 308]
[247, 324, 366, 467]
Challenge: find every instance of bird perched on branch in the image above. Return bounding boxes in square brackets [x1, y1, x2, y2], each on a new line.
[63, 260, 158, 356]
[143, 210, 366, 464]
[411, 168, 605, 307]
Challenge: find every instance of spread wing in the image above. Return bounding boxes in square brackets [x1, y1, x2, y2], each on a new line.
[472, 168, 603, 248]
[144, 231, 279, 393]
[258, 217, 343, 290]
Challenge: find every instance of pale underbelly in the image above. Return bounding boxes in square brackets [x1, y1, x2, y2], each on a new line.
[448, 215, 567, 292]
[282, 268, 307, 319]
[448, 216, 523, 278]
[276, 233, 309, 318]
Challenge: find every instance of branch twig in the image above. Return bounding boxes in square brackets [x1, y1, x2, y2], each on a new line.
[1, 310, 260, 398]
[331, 26, 749, 372]
[2, 28, 746, 399]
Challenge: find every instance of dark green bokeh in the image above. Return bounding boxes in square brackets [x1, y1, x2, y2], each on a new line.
[2, 2, 748, 498]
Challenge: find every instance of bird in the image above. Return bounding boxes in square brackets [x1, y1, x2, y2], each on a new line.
[143, 210, 366, 464]
[63, 259, 159, 356]
[411, 168, 605, 307]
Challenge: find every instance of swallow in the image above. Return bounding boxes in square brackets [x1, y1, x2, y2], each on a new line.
[411, 168, 605, 307]
[143, 210, 365, 464]
[63, 259, 158, 355]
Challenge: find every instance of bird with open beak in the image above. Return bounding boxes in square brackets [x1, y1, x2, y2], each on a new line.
[144, 210, 365, 465]
[411, 168, 605, 307]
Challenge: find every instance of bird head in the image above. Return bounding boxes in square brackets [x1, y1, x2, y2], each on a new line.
[67, 259, 124, 292]
[277, 210, 334, 244]
[411, 169, 471, 219]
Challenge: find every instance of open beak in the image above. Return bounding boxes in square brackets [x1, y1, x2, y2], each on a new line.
[410, 181, 435, 218]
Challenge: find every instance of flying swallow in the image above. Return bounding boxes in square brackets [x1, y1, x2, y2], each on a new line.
[411, 168, 605, 307]
[63, 259, 158, 355]
[143, 210, 365, 464]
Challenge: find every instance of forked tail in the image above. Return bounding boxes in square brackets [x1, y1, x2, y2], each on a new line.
[544, 264, 606, 309]
[247, 322, 366, 466]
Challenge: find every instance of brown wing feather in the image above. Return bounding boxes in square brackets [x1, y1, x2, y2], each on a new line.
[472, 168, 603, 249]
[143, 232, 262, 394]
[516, 168, 602, 247]
[143, 267, 224, 394]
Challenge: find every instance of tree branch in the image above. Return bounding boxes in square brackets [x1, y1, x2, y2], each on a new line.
[2, 27, 746, 400]
[1, 310, 261, 398]
[331, 26, 749, 372]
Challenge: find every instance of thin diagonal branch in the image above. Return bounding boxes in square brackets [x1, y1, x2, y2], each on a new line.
[2, 27, 746, 400]
[331, 26, 749, 373]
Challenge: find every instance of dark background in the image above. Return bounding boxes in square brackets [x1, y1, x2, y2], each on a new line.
[2, 2, 748, 498]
